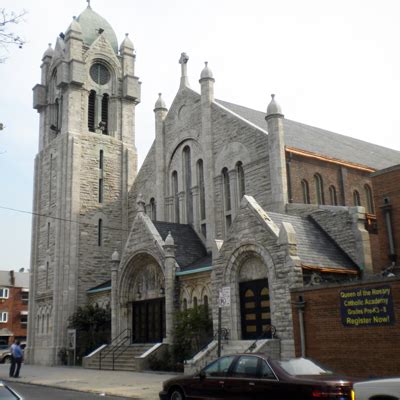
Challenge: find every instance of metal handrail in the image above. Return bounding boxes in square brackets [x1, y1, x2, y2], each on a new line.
[245, 325, 276, 353]
[99, 328, 131, 370]
[111, 334, 131, 370]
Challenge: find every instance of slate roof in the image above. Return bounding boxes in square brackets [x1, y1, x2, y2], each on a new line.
[153, 221, 210, 271]
[268, 212, 358, 272]
[217, 99, 400, 170]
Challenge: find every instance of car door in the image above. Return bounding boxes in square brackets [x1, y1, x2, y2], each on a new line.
[187, 355, 237, 399]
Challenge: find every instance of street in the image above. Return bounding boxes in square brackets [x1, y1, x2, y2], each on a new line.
[4, 381, 132, 400]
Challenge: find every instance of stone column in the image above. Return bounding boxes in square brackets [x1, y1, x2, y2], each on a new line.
[111, 250, 120, 341]
[163, 232, 176, 344]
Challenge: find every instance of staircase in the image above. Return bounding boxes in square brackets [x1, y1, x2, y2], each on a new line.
[83, 343, 156, 371]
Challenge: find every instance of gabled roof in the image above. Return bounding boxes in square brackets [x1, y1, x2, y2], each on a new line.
[217, 99, 400, 170]
[153, 222, 209, 271]
[268, 212, 358, 272]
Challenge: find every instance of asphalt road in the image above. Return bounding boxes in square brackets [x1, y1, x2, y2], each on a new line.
[3, 381, 133, 400]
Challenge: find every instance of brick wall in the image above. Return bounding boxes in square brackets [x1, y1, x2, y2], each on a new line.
[291, 277, 400, 378]
[371, 164, 400, 268]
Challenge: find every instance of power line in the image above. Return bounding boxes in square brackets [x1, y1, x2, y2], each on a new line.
[0, 205, 131, 233]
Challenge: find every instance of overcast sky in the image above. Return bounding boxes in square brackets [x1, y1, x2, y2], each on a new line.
[1, 0, 400, 269]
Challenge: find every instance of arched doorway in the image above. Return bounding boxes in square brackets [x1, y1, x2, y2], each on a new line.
[119, 253, 166, 343]
[238, 256, 271, 340]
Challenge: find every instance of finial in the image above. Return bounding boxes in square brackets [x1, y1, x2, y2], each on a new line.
[86, 0, 91, 8]
[111, 250, 120, 262]
[136, 193, 146, 213]
[165, 231, 175, 246]
[266, 93, 284, 120]
[179, 52, 190, 88]
[200, 61, 214, 80]
[154, 93, 168, 111]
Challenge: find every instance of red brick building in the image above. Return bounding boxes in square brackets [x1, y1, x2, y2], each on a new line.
[0, 270, 29, 345]
[371, 164, 400, 272]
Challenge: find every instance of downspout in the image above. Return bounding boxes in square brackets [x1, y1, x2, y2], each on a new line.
[295, 295, 306, 358]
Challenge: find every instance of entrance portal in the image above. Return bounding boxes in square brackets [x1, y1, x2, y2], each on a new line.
[132, 298, 165, 343]
[239, 279, 271, 340]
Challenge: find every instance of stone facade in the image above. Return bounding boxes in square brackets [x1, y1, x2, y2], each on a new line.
[30, 4, 400, 367]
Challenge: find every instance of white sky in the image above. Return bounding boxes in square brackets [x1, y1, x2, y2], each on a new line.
[1, 0, 400, 269]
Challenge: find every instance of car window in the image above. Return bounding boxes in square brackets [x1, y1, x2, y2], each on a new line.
[231, 356, 259, 378]
[203, 356, 236, 377]
[260, 360, 277, 379]
[279, 358, 332, 376]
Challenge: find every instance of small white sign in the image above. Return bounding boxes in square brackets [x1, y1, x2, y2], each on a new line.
[218, 286, 231, 307]
[67, 329, 76, 350]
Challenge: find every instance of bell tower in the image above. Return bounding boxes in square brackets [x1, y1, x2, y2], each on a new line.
[29, 4, 140, 365]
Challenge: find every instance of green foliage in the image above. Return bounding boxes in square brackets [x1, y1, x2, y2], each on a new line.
[68, 304, 111, 360]
[148, 347, 175, 371]
[172, 305, 213, 367]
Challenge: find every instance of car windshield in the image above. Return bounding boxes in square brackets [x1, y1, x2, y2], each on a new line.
[278, 358, 332, 376]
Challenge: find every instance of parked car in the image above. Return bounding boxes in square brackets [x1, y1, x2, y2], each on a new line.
[0, 342, 26, 364]
[159, 354, 356, 400]
[0, 381, 23, 399]
[353, 378, 400, 400]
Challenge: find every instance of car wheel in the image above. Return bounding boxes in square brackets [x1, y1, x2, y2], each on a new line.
[3, 356, 11, 364]
[169, 388, 185, 400]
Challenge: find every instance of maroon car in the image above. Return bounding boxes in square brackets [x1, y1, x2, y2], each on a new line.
[159, 354, 355, 400]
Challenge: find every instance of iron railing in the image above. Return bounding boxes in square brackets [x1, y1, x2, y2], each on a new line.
[99, 328, 131, 370]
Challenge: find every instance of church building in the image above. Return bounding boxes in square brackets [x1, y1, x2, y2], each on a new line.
[28, 4, 400, 367]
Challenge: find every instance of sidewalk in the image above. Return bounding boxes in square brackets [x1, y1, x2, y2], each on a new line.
[0, 363, 178, 399]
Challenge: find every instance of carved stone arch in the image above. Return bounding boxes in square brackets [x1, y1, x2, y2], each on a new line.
[180, 286, 191, 310]
[223, 242, 277, 340]
[167, 137, 202, 172]
[117, 250, 165, 306]
[200, 285, 211, 305]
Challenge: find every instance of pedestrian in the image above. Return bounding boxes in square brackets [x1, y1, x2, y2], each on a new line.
[8, 340, 17, 378]
[11, 340, 23, 378]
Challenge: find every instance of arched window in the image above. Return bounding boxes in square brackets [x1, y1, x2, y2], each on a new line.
[353, 190, 361, 207]
[101, 94, 109, 134]
[236, 161, 245, 201]
[203, 295, 209, 310]
[364, 184, 374, 214]
[150, 198, 156, 221]
[193, 296, 198, 309]
[314, 174, 325, 205]
[88, 90, 96, 132]
[329, 185, 337, 206]
[98, 219, 103, 246]
[183, 146, 193, 224]
[172, 171, 179, 223]
[183, 298, 187, 311]
[197, 160, 206, 221]
[301, 180, 310, 204]
[222, 168, 231, 211]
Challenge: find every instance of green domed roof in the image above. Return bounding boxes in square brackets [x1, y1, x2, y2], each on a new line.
[76, 6, 118, 54]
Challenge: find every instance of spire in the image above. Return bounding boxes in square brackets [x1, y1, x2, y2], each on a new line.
[266, 94, 284, 120]
[120, 33, 134, 54]
[200, 61, 214, 81]
[65, 16, 83, 41]
[179, 52, 190, 88]
[154, 93, 168, 112]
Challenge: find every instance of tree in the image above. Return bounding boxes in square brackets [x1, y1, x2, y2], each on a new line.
[0, 8, 27, 62]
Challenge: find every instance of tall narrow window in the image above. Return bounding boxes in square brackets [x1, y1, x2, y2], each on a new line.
[101, 94, 109, 134]
[364, 184, 374, 214]
[193, 297, 198, 309]
[172, 171, 179, 223]
[197, 159, 206, 221]
[88, 90, 96, 132]
[183, 146, 193, 224]
[99, 150, 104, 170]
[55, 98, 60, 132]
[353, 190, 361, 207]
[314, 174, 324, 205]
[329, 185, 338, 206]
[236, 161, 245, 201]
[99, 179, 103, 203]
[47, 222, 50, 248]
[49, 154, 53, 204]
[301, 179, 310, 204]
[150, 198, 156, 221]
[222, 168, 231, 211]
[98, 219, 103, 246]
[46, 261, 49, 289]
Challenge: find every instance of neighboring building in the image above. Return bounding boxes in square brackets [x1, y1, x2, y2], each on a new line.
[371, 164, 400, 272]
[29, 4, 400, 366]
[0, 270, 29, 345]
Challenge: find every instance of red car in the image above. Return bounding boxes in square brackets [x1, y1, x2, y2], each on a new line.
[159, 354, 355, 400]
